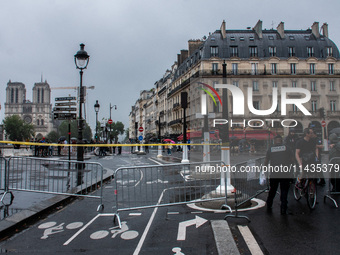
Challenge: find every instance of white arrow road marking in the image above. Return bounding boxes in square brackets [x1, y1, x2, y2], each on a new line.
[177, 216, 208, 241]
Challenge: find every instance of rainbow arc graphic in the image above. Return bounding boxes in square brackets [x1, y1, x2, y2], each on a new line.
[197, 82, 222, 107]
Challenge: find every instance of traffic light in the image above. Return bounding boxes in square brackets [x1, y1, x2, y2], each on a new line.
[319, 107, 325, 119]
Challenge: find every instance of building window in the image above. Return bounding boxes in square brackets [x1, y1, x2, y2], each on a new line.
[37, 88, 40, 103]
[311, 100, 317, 112]
[210, 46, 218, 57]
[271, 63, 277, 74]
[330, 81, 335, 91]
[11, 88, 14, 103]
[330, 100, 336, 112]
[292, 104, 298, 112]
[212, 63, 218, 74]
[15, 88, 18, 103]
[290, 63, 296, 74]
[272, 81, 278, 88]
[41, 119, 44, 126]
[252, 81, 259, 91]
[292, 81, 297, 87]
[251, 63, 258, 75]
[310, 63, 315, 74]
[232, 63, 238, 75]
[269, 47, 276, 57]
[326, 47, 333, 57]
[230, 46, 238, 57]
[311, 81, 317, 91]
[288, 47, 295, 57]
[307, 47, 314, 57]
[249, 46, 258, 57]
[41, 88, 44, 103]
[328, 64, 334, 75]
[233, 81, 239, 87]
[37, 119, 40, 126]
[253, 101, 260, 110]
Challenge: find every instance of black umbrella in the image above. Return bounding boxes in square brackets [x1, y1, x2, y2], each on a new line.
[330, 128, 340, 135]
[59, 136, 66, 141]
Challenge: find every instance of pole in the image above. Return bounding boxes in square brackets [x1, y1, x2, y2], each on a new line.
[181, 92, 189, 163]
[157, 115, 162, 158]
[218, 60, 234, 195]
[77, 69, 84, 185]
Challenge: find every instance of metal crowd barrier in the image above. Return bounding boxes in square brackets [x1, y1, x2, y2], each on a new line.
[324, 157, 340, 208]
[112, 161, 228, 227]
[5, 157, 105, 211]
[225, 156, 269, 221]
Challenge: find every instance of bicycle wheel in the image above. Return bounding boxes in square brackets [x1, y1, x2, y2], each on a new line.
[293, 179, 302, 201]
[306, 180, 317, 210]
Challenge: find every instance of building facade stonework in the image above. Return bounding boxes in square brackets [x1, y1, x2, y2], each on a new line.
[129, 20, 340, 142]
[4, 80, 56, 139]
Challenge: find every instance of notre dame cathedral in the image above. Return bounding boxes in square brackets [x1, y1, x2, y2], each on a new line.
[4, 80, 57, 139]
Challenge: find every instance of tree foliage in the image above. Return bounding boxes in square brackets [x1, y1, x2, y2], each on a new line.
[3, 115, 35, 141]
[107, 121, 125, 143]
[46, 130, 59, 143]
[58, 120, 92, 141]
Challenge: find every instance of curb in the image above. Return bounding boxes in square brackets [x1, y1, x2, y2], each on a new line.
[211, 220, 240, 255]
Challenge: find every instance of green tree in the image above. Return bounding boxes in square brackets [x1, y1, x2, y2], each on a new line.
[58, 120, 93, 142]
[107, 121, 124, 143]
[3, 115, 35, 141]
[124, 128, 130, 142]
[46, 130, 59, 143]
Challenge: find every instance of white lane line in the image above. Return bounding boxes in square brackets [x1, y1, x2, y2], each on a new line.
[129, 213, 142, 216]
[167, 212, 180, 215]
[191, 211, 203, 214]
[148, 158, 163, 165]
[238, 225, 264, 255]
[63, 213, 116, 246]
[133, 190, 165, 255]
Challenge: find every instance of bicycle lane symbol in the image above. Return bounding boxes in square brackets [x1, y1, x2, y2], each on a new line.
[63, 214, 139, 245]
[90, 221, 139, 240]
[38, 221, 84, 240]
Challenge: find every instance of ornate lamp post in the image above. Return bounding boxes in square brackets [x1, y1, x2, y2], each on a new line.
[94, 100, 100, 141]
[74, 43, 90, 185]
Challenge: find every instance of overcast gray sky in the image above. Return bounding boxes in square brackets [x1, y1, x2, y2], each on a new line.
[1, 0, 340, 135]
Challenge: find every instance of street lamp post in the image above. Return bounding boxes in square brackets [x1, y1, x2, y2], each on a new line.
[74, 43, 90, 185]
[110, 103, 117, 152]
[94, 100, 100, 141]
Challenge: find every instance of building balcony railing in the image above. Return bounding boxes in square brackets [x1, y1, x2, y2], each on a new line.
[169, 119, 182, 126]
[173, 103, 180, 109]
[327, 111, 340, 117]
[200, 69, 340, 76]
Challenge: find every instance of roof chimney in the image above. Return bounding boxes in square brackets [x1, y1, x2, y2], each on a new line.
[188, 40, 203, 56]
[277, 22, 285, 39]
[220, 20, 227, 39]
[321, 23, 328, 38]
[312, 22, 320, 38]
[252, 20, 263, 38]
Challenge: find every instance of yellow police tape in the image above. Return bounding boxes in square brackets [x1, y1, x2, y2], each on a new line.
[0, 140, 229, 147]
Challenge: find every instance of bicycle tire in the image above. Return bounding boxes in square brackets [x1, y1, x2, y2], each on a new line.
[293, 179, 302, 201]
[306, 180, 317, 210]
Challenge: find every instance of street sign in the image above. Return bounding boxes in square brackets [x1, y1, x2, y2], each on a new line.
[138, 135, 143, 141]
[108, 119, 113, 125]
[53, 107, 77, 112]
[55, 102, 77, 106]
[53, 113, 77, 120]
[139, 127, 144, 132]
[321, 120, 326, 127]
[55, 97, 76, 101]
